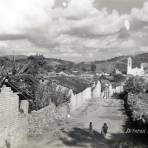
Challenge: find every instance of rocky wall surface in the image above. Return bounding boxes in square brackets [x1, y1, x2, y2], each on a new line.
[28, 103, 68, 136]
[92, 81, 101, 98]
[0, 85, 27, 147]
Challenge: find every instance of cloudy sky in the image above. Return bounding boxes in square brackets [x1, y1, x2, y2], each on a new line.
[0, 0, 148, 62]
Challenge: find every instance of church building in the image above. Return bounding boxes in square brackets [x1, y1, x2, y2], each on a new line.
[127, 57, 144, 76]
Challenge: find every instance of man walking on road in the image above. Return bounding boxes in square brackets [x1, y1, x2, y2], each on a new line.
[89, 122, 93, 133]
[101, 123, 108, 137]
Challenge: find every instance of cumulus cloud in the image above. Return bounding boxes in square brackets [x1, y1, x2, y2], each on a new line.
[131, 2, 148, 22]
[0, 0, 54, 34]
[0, 0, 148, 61]
[0, 0, 128, 41]
[124, 20, 130, 30]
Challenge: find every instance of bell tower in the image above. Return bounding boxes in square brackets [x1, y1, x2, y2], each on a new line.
[127, 57, 132, 74]
[141, 63, 144, 70]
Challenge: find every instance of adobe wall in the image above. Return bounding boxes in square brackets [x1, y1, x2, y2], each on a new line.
[0, 85, 28, 147]
[92, 81, 101, 98]
[70, 80, 102, 112]
[69, 87, 91, 112]
[51, 83, 92, 112]
[52, 81, 102, 112]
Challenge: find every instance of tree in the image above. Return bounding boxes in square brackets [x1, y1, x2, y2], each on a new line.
[56, 65, 66, 72]
[91, 63, 96, 72]
[124, 76, 146, 94]
[101, 67, 106, 73]
[35, 84, 52, 110]
[82, 67, 87, 72]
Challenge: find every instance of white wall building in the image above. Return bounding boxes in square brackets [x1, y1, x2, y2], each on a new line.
[127, 57, 144, 76]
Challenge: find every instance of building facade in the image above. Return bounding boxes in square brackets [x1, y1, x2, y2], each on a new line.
[127, 57, 144, 76]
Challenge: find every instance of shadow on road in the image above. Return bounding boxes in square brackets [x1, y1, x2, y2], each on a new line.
[59, 127, 109, 148]
[108, 133, 148, 148]
[58, 95, 148, 148]
[59, 124, 148, 148]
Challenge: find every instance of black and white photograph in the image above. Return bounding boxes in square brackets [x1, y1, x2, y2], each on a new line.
[0, 0, 148, 148]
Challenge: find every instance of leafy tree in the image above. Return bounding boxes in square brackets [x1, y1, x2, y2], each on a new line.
[35, 84, 52, 110]
[124, 76, 146, 94]
[91, 63, 96, 72]
[27, 55, 46, 76]
[82, 67, 87, 72]
[112, 74, 126, 83]
[101, 67, 106, 73]
[56, 64, 67, 72]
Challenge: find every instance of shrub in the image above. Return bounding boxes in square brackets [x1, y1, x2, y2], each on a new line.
[124, 76, 146, 94]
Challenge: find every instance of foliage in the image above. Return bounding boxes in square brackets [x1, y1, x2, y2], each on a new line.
[28, 55, 46, 65]
[124, 76, 146, 94]
[111, 74, 126, 83]
[50, 86, 70, 106]
[127, 93, 148, 125]
[91, 63, 96, 72]
[56, 64, 67, 72]
[34, 84, 52, 110]
[27, 55, 47, 76]
[52, 76, 90, 93]
[9, 75, 37, 97]
[34, 82, 71, 109]
[55, 62, 74, 73]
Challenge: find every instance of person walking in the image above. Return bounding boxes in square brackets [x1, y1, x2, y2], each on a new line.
[89, 122, 93, 133]
[101, 123, 108, 137]
[5, 140, 11, 148]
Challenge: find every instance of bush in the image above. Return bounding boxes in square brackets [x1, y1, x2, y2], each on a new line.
[91, 63, 96, 72]
[124, 76, 146, 94]
[34, 82, 70, 109]
[34, 84, 53, 110]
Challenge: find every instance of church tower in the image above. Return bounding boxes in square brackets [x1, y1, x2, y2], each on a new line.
[141, 63, 144, 70]
[140, 63, 144, 75]
[127, 57, 132, 74]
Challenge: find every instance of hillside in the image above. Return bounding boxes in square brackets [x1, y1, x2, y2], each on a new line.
[82, 53, 148, 74]
[1, 52, 148, 75]
[0, 55, 75, 75]
[1, 53, 148, 110]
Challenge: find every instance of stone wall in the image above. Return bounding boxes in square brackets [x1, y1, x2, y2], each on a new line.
[52, 81, 102, 112]
[69, 87, 92, 112]
[53, 80, 102, 112]
[92, 81, 101, 98]
[0, 80, 102, 146]
[70, 80, 102, 112]
[28, 103, 68, 136]
[0, 85, 27, 147]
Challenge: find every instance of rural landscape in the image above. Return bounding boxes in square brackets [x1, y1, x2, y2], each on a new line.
[1, 0, 148, 148]
[0, 53, 148, 148]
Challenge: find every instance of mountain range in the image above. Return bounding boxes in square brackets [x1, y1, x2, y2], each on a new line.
[1, 52, 148, 74]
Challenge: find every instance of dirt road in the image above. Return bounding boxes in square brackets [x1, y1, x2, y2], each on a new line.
[17, 98, 127, 148]
[70, 98, 126, 134]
